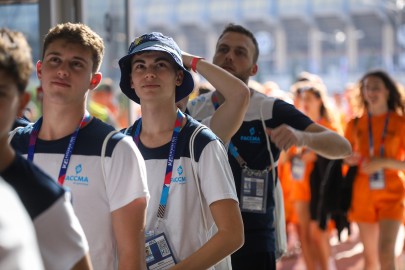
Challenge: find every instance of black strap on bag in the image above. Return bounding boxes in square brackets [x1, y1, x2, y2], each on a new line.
[316, 159, 357, 241]
[315, 118, 359, 241]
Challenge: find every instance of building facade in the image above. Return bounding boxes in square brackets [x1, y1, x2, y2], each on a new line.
[1, 0, 404, 92]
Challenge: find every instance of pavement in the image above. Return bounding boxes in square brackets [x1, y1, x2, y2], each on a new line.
[276, 224, 405, 270]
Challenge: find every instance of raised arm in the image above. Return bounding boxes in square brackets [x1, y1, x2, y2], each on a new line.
[170, 199, 244, 270]
[112, 197, 148, 270]
[183, 52, 250, 143]
[268, 123, 352, 160]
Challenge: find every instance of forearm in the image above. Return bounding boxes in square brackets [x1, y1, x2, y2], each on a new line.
[301, 129, 352, 160]
[171, 227, 243, 270]
[171, 199, 244, 270]
[381, 158, 405, 171]
[194, 59, 250, 143]
[196, 59, 250, 105]
[113, 198, 147, 270]
[116, 225, 146, 270]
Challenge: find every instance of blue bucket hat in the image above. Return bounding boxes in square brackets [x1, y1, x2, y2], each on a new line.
[119, 32, 194, 104]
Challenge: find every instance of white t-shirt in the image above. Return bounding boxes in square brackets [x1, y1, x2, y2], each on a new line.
[0, 178, 44, 270]
[11, 118, 149, 270]
[34, 192, 89, 270]
[2, 153, 88, 270]
[126, 116, 238, 265]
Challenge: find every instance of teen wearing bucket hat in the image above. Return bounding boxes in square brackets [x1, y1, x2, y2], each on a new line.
[119, 32, 245, 269]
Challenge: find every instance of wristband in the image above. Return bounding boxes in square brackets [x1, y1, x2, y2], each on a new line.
[191, 57, 204, 73]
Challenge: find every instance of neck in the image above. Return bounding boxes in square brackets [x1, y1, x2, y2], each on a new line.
[40, 102, 87, 140]
[0, 138, 15, 173]
[139, 102, 182, 147]
[368, 104, 389, 116]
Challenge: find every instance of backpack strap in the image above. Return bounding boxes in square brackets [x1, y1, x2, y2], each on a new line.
[189, 125, 208, 232]
[101, 130, 119, 182]
[259, 99, 278, 184]
[8, 125, 31, 143]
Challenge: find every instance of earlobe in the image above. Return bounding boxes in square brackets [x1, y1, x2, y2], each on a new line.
[36, 61, 42, 79]
[130, 76, 135, 89]
[176, 71, 184, 86]
[89, 73, 102, 90]
[250, 64, 258, 76]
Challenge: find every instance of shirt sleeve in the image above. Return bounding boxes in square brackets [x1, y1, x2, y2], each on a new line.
[33, 192, 87, 270]
[198, 140, 238, 205]
[104, 135, 149, 212]
[269, 99, 313, 130]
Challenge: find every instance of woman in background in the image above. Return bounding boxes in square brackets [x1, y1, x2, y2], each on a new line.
[344, 70, 405, 270]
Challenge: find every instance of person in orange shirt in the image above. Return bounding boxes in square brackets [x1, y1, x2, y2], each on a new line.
[344, 70, 405, 270]
[290, 82, 341, 270]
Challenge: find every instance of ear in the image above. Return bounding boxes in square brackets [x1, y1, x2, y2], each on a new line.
[36, 61, 42, 80]
[250, 64, 258, 77]
[17, 92, 31, 117]
[130, 75, 135, 89]
[89, 73, 102, 90]
[176, 70, 184, 86]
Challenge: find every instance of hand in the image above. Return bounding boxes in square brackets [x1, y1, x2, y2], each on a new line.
[266, 124, 305, 151]
[343, 152, 362, 166]
[361, 157, 385, 174]
[181, 51, 201, 70]
[301, 150, 317, 163]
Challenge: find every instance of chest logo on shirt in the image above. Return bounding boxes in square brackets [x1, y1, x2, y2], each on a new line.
[240, 127, 261, 144]
[172, 165, 186, 184]
[65, 164, 89, 186]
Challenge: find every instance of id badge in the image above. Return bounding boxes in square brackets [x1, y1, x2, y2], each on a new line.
[291, 157, 305, 181]
[240, 167, 269, 214]
[369, 169, 385, 190]
[145, 233, 176, 270]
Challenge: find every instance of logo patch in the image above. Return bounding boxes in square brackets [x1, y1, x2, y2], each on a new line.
[65, 163, 89, 186]
[240, 127, 261, 144]
[172, 165, 186, 184]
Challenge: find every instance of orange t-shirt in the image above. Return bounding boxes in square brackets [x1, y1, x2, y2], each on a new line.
[345, 112, 405, 222]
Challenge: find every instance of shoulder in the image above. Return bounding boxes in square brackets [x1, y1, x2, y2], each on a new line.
[2, 154, 65, 220]
[185, 115, 218, 142]
[12, 117, 32, 130]
[0, 178, 44, 270]
[188, 92, 212, 107]
[391, 112, 405, 122]
[347, 115, 364, 127]
[269, 97, 313, 130]
[244, 92, 275, 120]
[187, 92, 215, 120]
[390, 113, 405, 132]
[184, 115, 221, 162]
[81, 118, 129, 157]
[33, 192, 89, 269]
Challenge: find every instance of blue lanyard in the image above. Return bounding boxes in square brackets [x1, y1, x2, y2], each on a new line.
[229, 141, 247, 168]
[132, 109, 185, 219]
[368, 112, 390, 157]
[28, 112, 91, 185]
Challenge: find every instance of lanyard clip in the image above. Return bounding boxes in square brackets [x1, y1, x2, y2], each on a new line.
[155, 217, 164, 233]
